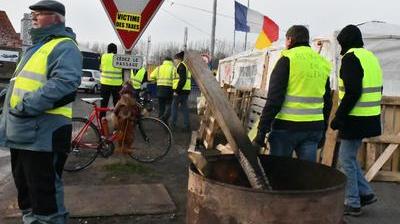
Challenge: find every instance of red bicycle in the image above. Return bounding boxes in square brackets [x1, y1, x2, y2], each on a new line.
[64, 97, 172, 172]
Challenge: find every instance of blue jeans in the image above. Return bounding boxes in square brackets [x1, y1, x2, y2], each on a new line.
[171, 94, 190, 128]
[268, 129, 323, 162]
[338, 139, 374, 207]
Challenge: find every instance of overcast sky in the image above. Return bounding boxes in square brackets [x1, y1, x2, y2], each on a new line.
[1, 0, 399, 50]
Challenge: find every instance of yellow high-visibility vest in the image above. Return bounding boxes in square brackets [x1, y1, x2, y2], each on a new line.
[275, 46, 332, 122]
[339, 48, 383, 116]
[10, 37, 75, 118]
[149, 60, 174, 87]
[130, 67, 146, 90]
[100, 53, 123, 86]
[173, 61, 191, 91]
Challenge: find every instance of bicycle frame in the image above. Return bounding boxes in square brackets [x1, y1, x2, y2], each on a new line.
[72, 102, 118, 149]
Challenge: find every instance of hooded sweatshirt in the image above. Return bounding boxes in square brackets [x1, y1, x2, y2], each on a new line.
[335, 25, 381, 139]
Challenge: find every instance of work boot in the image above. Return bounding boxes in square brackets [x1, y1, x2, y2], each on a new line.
[360, 194, 377, 207]
[344, 205, 362, 216]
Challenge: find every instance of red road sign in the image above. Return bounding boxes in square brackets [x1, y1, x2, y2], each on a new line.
[100, 0, 165, 51]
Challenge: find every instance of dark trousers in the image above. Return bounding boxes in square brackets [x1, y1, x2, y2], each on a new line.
[100, 84, 121, 117]
[158, 96, 173, 123]
[11, 149, 68, 220]
[171, 94, 190, 128]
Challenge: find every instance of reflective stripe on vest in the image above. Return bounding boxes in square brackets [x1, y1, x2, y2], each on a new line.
[338, 48, 382, 116]
[151, 60, 174, 87]
[100, 53, 123, 86]
[173, 61, 191, 91]
[130, 67, 146, 90]
[10, 37, 74, 118]
[275, 46, 331, 122]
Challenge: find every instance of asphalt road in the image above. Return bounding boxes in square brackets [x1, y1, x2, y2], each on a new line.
[0, 149, 10, 185]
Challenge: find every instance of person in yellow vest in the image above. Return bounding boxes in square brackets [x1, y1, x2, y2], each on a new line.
[100, 43, 123, 117]
[130, 66, 148, 98]
[0, 1, 82, 223]
[150, 57, 174, 122]
[330, 25, 381, 216]
[171, 51, 191, 131]
[253, 25, 332, 162]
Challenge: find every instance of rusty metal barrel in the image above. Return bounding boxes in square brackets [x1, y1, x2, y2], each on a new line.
[187, 155, 346, 224]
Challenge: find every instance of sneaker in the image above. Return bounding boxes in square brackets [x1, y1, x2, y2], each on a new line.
[344, 205, 362, 217]
[360, 194, 377, 207]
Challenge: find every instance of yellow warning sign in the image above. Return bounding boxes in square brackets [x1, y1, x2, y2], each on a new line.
[115, 12, 141, 32]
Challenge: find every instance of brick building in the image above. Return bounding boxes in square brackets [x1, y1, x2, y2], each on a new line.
[0, 10, 22, 48]
[0, 10, 21, 83]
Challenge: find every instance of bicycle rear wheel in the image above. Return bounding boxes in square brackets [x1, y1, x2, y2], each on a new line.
[64, 117, 100, 172]
[129, 117, 172, 163]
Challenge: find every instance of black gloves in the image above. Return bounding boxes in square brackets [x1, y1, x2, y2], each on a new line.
[252, 132, 267, 148]
[330, 117, 344, 130]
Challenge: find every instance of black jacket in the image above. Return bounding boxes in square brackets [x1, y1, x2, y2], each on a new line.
[333, 25, 381, 139]
[175, 63, 190, 95]
[257, 43, 332, 138]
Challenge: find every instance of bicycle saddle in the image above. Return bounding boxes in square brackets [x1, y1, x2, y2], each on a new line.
[80, 97, 103, 104]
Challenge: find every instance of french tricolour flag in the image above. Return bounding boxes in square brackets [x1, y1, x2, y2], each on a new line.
[235, 1, 279, 49]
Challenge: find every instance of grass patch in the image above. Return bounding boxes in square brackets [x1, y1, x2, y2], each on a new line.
[103, 162, 154, 175]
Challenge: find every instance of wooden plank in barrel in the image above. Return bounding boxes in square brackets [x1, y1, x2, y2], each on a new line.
[186, 52, 270, 190]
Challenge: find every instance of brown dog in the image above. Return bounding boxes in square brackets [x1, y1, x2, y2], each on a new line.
[112, 82, 140, 154]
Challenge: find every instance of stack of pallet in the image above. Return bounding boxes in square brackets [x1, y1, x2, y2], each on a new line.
[196, 86, 254, 150]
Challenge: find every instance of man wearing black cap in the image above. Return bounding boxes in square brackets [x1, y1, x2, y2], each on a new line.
[0, 1, 82, 223]
[171, 51, 191, 131]
[331, 24, 381, 216]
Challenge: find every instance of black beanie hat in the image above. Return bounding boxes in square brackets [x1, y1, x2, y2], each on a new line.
[174, 51, 184, 60]
[107, 43, 117, 54]
[337, 25, 364, 55]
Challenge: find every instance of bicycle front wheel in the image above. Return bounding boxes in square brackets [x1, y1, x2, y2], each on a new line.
[129, 117, 172, 163]
[64, 117, 101, 172]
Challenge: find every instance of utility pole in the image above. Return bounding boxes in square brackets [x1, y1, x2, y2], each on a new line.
[146, 36, 151, 65]
[184, 27, 188, 51]
[210, 0, 217, 61]
[244, 0, 250, 50]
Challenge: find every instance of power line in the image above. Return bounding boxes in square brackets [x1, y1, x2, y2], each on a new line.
[166, 0, 232, 20]
[160, 9, 210, 36]
[160, 9, 229, 45]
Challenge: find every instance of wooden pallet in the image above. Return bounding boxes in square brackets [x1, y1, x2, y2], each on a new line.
[360, 96, 400, 182]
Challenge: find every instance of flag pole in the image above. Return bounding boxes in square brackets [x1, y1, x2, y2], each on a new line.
[210, 0, 217, 61]
[244, 0, 250, 50]
[233, 30, 236, 54]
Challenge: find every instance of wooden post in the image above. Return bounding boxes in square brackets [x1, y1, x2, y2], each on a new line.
[321, 90, 339, 166]
[186, 51, 271, 190]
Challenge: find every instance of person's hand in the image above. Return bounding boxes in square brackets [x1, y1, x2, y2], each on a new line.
[330, 117, 344, 130]
[252, 132, 267, 148]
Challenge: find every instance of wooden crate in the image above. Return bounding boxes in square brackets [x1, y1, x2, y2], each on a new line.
[359, 96, 400, 182]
